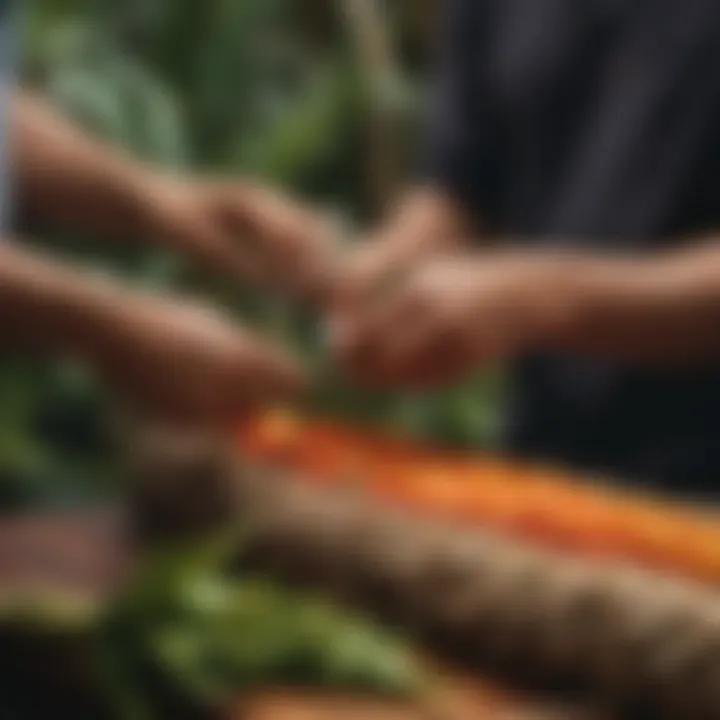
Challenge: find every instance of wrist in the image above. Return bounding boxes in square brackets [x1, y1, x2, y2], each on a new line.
[83, 158, 200, 250]
[107, 165, 179, 245]
[517, 254, 588, 350]
[70, 158, 167, 245]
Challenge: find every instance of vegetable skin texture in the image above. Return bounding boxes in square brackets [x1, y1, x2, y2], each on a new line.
[131, 431, 720, 720]
[238, 411, 720, 585]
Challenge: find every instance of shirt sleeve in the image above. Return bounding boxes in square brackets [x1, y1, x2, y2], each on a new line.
[423, 0, 499, 225]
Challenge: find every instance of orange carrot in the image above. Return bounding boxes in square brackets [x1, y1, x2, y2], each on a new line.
[238, 410, 720, 584]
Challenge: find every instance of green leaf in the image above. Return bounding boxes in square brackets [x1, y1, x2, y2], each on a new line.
[98, 528, 424, 715]
[98, 53, 189, 167]
[229, 58, 358, 184]
[47, 62, 130, 144]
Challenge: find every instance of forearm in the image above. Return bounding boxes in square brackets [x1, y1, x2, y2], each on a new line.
[541, 241, 720, 364]
[0, 241, 123, 361]
[11, 91, 158, 241]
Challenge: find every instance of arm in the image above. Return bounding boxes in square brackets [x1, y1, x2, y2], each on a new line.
[0, 239, 123, 359]
[0, 241, 304, 423]
[334, 241, 720, 389]
[546, 242, 720, 364]
[10, 91, 156, 242]
[10, 91, 334, 301]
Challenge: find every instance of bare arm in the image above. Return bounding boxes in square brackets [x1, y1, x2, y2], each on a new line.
[10, 91, 158, 241]
[0, 240, 122, 359]
[0, 241, 304, 423]
[10, 91, 337, 302]
[335, 240, 720, 388]
[546, 241, 720, 364]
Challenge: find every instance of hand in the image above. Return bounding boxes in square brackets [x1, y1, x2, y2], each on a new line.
[95, 291, 306, 427]
[332, 253, 567, 389]
[330, 188, 473, 312]
[142, 176, 339, 304]
[329, 239, 414, 316]
[328, 231, 451, 350]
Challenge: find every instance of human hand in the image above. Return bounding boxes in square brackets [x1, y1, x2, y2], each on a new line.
[142, 176, 339, 304]
[328, 189, 472, 324]
[95, 291, 306, 427]
[327, 229, 456, 356]
[332, 253, 568, 389]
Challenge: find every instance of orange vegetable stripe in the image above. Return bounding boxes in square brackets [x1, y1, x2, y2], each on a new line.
[237, 410, 720, 585]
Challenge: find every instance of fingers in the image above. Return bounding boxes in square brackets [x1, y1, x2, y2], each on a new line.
[123, 348, 306, 432]
[332, 286, 424, 379]
[336, 299, 474, 390]
[212, 184, 343, 304]
[180, 213, 268, 286]
[280, 214, 343, 306]
[103, 293, 308, 431]
[332, 240, 413, 313]
[331, 259, 495, 390]
[327, 241, 419, 374]
[190, 333, 307, 427]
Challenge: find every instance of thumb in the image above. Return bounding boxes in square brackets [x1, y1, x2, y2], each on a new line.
[325, 243, 402, 354]
[328, 244, 380, 314]
[339, 238, 417, 308]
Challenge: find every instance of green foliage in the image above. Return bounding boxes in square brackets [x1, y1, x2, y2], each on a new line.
[0, 529, 423, 719]
[1, 0, 505, 505]
[97, 528, 424, 719]
[229, 55, 360, 186]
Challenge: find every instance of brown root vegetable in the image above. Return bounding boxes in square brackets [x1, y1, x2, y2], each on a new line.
[128, 435, 720, 720]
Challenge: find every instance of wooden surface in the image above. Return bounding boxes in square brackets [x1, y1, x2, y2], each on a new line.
[0, 508, 597, 720]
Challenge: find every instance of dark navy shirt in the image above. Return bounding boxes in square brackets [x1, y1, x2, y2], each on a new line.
[426, 0, 720, 494]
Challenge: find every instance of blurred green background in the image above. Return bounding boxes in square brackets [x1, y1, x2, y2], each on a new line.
[1, 0, 505, 507]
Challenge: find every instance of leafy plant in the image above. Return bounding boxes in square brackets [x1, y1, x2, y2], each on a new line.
[97, 528, 425, 719]
[0, 526, 425, 719]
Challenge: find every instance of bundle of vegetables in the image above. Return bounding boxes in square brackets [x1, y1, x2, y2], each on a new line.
[238, 411, 720, 584]
[130, 432, 720, 720]
[0, 524, 424, 720]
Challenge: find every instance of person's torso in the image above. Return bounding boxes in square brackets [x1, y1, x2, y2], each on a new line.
[479, 0, 720, 239]
[471, 0, 720, 493]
